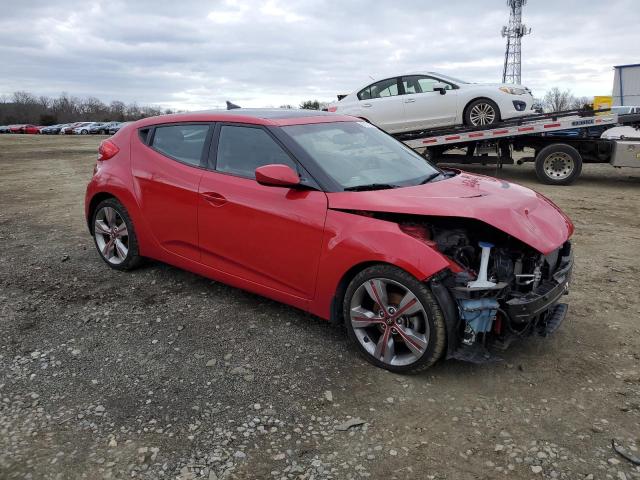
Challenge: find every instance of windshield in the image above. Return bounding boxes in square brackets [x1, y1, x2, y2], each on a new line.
[429, 72, 469, 84]
[282, 122, 440, 190]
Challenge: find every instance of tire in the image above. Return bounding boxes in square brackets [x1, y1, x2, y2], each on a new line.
[534, 143, 582, 185]
[343, 264, 446, 373]
[81, 129, 88, 135]
[91, 198, 141, 271]
[464, 98, 501, 126]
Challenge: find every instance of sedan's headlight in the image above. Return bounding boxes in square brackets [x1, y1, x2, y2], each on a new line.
[499, 86, 528, 95]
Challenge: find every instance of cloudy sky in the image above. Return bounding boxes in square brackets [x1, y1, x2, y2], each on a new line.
[1, 0, 638, 110]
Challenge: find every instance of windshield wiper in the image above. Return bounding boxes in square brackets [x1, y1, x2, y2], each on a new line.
[343, 183, 399, 192]
[419, 172, 443, 185]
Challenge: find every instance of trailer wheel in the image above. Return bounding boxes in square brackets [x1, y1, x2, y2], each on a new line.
[534, 144, 582, 185]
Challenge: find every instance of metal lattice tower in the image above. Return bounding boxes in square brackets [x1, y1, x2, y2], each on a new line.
[501, 0, 531, 84]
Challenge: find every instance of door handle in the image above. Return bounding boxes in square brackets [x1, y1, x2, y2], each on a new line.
[404, 98, 416, 103]
[201, 191, 227, 207]
[361, 103, 372, 108]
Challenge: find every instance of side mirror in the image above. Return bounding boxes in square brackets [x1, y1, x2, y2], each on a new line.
[255, 164, 300, 187]
[433, 82, 447, 95]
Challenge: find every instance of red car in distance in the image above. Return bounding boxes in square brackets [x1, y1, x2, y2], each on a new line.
[8, 124, 26, 133]
[85, 109, 574, 372]
[22, 124, 41, 134]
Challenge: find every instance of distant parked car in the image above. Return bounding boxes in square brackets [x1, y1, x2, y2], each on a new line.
[326, 71, 535, 133]
[0, 125, 10, 134]
[22, 124, 42, 134]
[41, 124, 65, 134]
[108, 122, 129, 135]
[90, 121, 120, 134]
[73, 122, 98, 135]
[61, 122, 82, 134]
[9, 124, 26, 133]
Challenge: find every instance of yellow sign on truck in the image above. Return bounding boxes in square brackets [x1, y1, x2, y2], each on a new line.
[594, 95, 613, 113]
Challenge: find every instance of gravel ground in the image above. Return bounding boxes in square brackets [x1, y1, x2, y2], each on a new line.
[1, 134, 640, 480]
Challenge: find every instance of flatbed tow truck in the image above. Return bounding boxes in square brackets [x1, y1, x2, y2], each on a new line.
[392, 109, 640, 185]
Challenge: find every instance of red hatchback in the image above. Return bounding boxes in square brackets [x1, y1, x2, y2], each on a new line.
[85, 109, 574, 372]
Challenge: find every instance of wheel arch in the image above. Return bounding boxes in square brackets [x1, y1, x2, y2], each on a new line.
[463, 96, 502, 122]
[329, 260, 392, 324]
[86, 191, 117, 233]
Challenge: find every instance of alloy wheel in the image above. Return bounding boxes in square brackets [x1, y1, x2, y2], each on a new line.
[469, 103, 497, 126]
[94, 206, 129, 265]
[349, 278, 429, 367]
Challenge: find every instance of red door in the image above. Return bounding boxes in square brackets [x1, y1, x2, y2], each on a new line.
[131, 124, 211, 261]
[197, 124, 327, 300]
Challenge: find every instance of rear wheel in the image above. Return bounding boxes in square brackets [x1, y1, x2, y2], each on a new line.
[81, 129, 89, 135]
[534, 144, 582, 185]
[464, 99, 500, 126]
[343, 265, 446, 373]
[92, 198, 141, 271]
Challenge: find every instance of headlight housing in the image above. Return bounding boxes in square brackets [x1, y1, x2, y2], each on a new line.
[499, 86, 528, 95]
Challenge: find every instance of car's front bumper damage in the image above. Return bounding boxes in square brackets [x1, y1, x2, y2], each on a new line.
[435, 242, 574, 363]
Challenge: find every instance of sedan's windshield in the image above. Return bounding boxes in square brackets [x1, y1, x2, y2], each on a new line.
[282, 122, 440, 190]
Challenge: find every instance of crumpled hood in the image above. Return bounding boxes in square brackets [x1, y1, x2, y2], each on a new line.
[327, 171, 573, 254]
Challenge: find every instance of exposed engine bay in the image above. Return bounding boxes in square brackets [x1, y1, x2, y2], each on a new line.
[397, 216, 573, 359]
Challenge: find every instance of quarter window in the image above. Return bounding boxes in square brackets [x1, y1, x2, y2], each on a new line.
[151, 124, 209, 166]
[358, 78, 400, 100]
[215, 125, 297, 178]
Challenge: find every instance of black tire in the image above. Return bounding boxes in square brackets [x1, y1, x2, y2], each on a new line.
[91, 198, 141, 271]
[464, 98, 501, 126]
[81, 129, 88, 135]
[534, 143, 582, 185]
[343, 264, 446, 373]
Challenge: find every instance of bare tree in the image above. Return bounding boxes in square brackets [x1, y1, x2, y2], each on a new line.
[542, 88, 576, 113]
[571, 96, 592, 110]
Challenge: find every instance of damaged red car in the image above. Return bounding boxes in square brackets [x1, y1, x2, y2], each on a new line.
[85, 110, 574, 372]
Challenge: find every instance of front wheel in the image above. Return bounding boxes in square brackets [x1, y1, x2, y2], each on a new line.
[92, 198, 141, 270]
[343, 265, 446, 373]
[81, 129, 89, 135]
[464, 99, 500, 126]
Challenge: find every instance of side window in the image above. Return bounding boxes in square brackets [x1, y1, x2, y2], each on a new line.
[215, 125, 297, 179]
[151, 124, 209, 166]
[368, 78, 399, 99]
[402, 76, 453, 94]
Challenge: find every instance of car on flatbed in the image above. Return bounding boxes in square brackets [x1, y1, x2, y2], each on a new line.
[326, 72, 535, 133]
[85, 109, 573, 372]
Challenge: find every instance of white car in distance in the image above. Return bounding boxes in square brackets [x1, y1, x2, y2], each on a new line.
[326, 72, 535, 134]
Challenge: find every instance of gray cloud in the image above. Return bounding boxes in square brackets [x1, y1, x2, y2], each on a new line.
[1, 0, 637, 109]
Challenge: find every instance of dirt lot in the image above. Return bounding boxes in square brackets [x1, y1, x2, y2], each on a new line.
[1, 134, 639, 480]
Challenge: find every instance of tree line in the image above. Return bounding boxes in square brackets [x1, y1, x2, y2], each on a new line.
[0, 88, 596, 125]
[0, 92, 176, 125]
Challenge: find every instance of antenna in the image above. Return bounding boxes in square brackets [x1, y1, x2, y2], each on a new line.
[501, 0, 531, 84]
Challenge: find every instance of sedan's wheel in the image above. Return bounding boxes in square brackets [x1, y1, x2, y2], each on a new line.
[92, 198, 141, 270]
[81, 129, 88, 135]
[343, 265, 446, 373]
[465, 99, 500, 126]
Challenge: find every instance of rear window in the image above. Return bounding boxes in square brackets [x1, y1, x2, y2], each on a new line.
[151, 124, 209, 166]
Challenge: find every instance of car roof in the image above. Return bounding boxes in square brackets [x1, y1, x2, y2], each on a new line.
[134, 108, 358, 128]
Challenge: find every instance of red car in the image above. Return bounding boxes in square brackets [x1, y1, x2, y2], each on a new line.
[22, 124, 41, 134]
[85, 110, 574, 372]
[8, 124, 26, 133]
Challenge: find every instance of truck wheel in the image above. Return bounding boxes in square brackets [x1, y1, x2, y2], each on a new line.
[535, 144, 582, 185]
